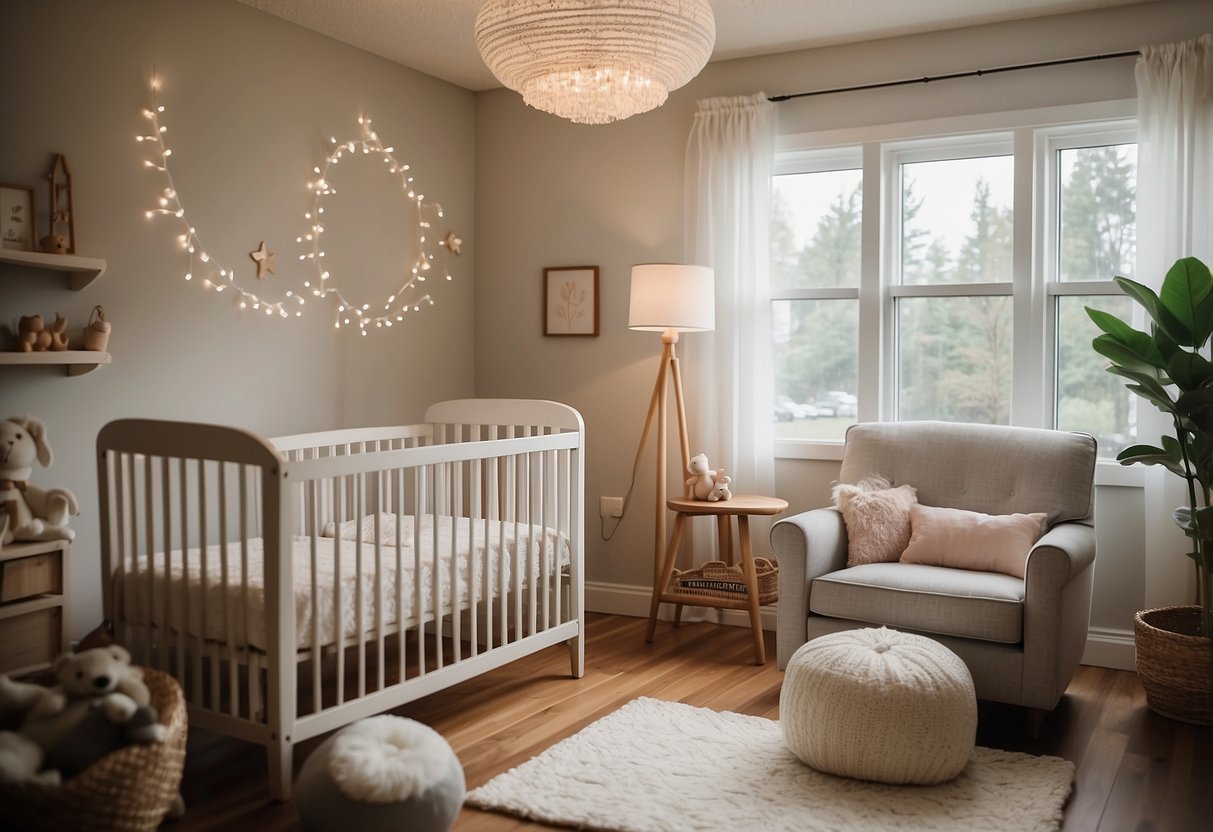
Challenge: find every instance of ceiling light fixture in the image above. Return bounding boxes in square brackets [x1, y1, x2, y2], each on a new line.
[474, 0, 716, 125]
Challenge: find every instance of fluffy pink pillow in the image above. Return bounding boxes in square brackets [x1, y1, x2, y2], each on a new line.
[833, 477, 918, 567]
[900, 504, 1047, 578]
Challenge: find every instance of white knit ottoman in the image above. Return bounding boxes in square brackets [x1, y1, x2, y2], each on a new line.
[780, 627, 977, 785]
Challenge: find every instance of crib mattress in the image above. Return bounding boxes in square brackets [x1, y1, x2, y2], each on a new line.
[119, 514, 570, 652]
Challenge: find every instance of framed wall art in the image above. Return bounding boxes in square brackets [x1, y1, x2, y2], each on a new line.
[0, 184, 36, 251]
[544, 265, 599, 336]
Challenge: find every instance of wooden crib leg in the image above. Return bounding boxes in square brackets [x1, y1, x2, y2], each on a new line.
[267, 736, 293, 801]
[568, 634, 585, 678]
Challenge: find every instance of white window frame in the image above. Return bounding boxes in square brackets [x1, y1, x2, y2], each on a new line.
[771, 147, 863, 461]
[773, 101, 1144, 487]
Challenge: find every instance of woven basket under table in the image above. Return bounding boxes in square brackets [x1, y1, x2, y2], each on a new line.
[670, 557, 779, 605]
[0, 667, 188, 832]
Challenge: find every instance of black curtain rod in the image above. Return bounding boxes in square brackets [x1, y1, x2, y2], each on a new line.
[767, 49, 1141, 102]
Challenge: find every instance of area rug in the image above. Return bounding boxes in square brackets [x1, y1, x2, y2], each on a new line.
[466, 697, 1074, 832]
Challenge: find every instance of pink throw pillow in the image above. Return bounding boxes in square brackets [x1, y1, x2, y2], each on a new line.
[834, 479, 918, 567]
[900, 504, 1047, 579]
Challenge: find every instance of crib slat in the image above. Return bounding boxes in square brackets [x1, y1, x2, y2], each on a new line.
[239, 464, 252, 718]
[309, 480, 321, 714]
[469, 458, 480, 658]
[413, 465, 425, 676]
[196, 459, 207, 707]
[450, 461, 461, 664]
[112, 452, 128, 650]
[373, 472, 384, 692]
[177, 457, 188, 685]
[395, 466, 406, 684]
[355, 473, 365, 700]
[431, 462, 442, 671]
[333, 475, 345, 706]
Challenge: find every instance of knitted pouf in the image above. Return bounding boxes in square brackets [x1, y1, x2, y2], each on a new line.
[295, 715, 465, 832]
[780, 627, 977, 785]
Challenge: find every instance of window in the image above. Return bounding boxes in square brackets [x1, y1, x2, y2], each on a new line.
[771, 105, 1137, 463]
[892, 144, 1014, 423]
[771, 154, 861, 442]
[1049, 135, 1138, 457]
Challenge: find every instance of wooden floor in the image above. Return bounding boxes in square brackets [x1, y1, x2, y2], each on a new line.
[170, 613, 1212, 831]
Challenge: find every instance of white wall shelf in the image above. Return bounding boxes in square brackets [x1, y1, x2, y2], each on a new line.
[0, 350, 112, 376]
[0, 249, 107, 290]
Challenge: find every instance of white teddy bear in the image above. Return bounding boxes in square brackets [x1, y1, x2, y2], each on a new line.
[0, 645, 164, 785]
[686, 453, 731, 501]
[0, 416, 78, 546]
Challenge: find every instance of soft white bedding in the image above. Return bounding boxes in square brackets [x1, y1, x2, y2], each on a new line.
[120, 514, 570, 652]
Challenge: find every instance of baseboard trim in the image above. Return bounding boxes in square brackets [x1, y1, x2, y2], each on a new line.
[1081, 626, 1136, 671]
[585, 580, 777, 631]
[586, 581, 1136, 671]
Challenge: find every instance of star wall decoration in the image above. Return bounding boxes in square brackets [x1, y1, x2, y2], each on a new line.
[441, 231, 462, 255]
[250, 240, 276, 280]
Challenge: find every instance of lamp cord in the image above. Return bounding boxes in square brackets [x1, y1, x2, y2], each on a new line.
[600, 414, 653, 542]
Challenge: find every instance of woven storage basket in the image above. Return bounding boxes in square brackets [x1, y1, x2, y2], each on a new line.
[671, 557, 779, 604]
[0, 667, 188, 832]
[81, 305, 110, 352]
[1134, 605, 1213, 726]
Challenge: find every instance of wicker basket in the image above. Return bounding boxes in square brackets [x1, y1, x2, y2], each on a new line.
[671, 557, 779, 605]
[81, 305, 110, 352]
[0, 668, 188, 832]
[1134, 605, 1213, 726]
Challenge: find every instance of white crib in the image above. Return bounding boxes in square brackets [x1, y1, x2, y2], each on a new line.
[96, 399, 584, 799]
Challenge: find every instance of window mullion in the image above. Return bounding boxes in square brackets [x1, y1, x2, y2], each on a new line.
[860, 141, 885, 423]
[1013, 126, 1047, 428]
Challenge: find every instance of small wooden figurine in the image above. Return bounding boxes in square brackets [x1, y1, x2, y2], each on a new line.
[43, 154, 75, 254]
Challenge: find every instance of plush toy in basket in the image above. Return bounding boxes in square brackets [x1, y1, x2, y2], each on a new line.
[0, 646, 187, 832]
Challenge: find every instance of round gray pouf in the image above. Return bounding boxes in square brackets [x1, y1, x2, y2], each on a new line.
[780, 627, 977, 785]
[295, 715, 465, 832]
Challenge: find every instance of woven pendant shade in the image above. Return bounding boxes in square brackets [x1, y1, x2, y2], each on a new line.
[475, 0, 716, 125]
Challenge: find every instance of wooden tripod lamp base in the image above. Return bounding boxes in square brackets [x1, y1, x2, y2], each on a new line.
[627, 263, 716, 593]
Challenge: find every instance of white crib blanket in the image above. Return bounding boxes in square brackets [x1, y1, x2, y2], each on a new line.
[119, 514, 570, 652]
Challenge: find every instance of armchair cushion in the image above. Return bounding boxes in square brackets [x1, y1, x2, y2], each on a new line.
[810, 562, 1025, 643]
[834, 482, 918, 566]
[899, 504, 1047, 578]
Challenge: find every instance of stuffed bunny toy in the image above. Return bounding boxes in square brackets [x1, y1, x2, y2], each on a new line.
[0, 416, 78, 545]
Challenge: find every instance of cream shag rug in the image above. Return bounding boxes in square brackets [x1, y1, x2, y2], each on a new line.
[467, 697, 1074, 832]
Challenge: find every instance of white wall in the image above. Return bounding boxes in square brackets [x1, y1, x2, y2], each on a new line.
[0, 0, 476, 635]
[474, 0, 1213, 661]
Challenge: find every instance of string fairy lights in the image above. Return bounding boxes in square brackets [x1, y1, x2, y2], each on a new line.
[137, 74, 457, 334]
[302, 114, 453, 333]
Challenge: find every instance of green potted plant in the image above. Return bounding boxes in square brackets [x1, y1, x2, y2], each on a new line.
[1087, 255, 1213, 725]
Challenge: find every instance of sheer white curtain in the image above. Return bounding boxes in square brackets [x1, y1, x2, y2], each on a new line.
[1135, 34, 1213, 609]
[684, 93, 778, 561]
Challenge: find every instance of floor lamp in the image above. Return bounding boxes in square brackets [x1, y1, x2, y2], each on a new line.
[628, 264, 715, 589]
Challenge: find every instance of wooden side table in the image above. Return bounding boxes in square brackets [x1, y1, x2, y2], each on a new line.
[645, 495, 788, 664]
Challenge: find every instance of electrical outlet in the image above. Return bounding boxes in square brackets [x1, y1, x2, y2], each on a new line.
[600, 496, 624, 518]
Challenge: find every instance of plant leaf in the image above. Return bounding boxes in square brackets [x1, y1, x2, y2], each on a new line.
[1159, 257, 1213, 348]
[1092, 333, 1166, 373]
[1167, 351, 1213, 391]
[1117, 443, 1185, 476]
[1106, 366, 1176, 413]
[1116, 275, 1192, 345]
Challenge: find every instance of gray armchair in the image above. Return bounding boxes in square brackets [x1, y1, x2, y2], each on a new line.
[772, 421, 1097, 712]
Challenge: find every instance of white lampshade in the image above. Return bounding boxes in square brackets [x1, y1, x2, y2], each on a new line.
[628, 264, 715, 332]
[474, 1, 716, 125]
